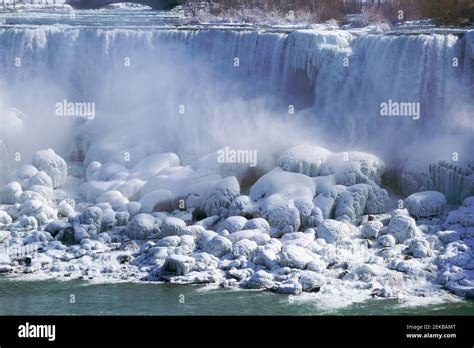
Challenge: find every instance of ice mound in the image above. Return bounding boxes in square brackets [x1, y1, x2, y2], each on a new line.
[32, 149, 68, 189]
[161, 255, 195, 276]
[278, 145, 385, 185]
[404, 191, 447, 218]
[244, 150, 388, 235]
[126, 213, 159, 240]
[316, 219, 351, 243]
[385, 209, 421, 243]
[200, 176, 240, 218]
[401, 161, 474, 204]
[399, 138, 474, 204]
[0, 182, 22, 204]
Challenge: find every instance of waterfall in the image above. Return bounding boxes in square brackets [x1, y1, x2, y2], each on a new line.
[0, 27, 472, 174]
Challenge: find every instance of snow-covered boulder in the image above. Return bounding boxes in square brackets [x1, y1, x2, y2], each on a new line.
[0, 182, 22, 204]
[299, 272, 325, 292]
[360, 220, 383, 239]
[229, 195, 250, 216]
[404, 191, 447, 217]
[333, 183, 388, 221]
[232, 239, 258, 258]
[160, 217, 186, 237]
[316, 219, 351, 243]
[28, 171, 53, 189]
[386, 209, 420, 243]
[32, 149, 67, 188]
[15, 165, 38, 180]
[0, 211, 12, 225]
[203, 235, 232, 257]
[162, 255, 195, 276]
[126, 213, 158, 240]
[139, 190, 173, 213]
[278, 145, 385, 185]
[227, 229, 270, 245]
[244, 218, 271, 234]
[201, 176, 240, 217]
[279, 245, 319, 270]
[278, 145, 331, 177]
[79, 207, 103, 226]
[157, 236, 181, 247]
[253, 248, 279, 269]
[244, 270, 274, 289]
[407, 238, 432, 258]
[377, 234, 396, 248]
[217, 216, 247, 234]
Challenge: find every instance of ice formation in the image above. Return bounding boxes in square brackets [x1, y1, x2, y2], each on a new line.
[0, 24, 473, 308]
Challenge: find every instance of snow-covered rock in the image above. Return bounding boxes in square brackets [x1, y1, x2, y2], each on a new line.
[360, 220, 383, 239]
[32, 149, 68, 189]
[244, 270, 274, 289]
[162, 255, 195, 276]
[404, 191, 447, 217]
[232, 239, 258, 258]
[217, 216, 247, 233]
[139, 190, 173, 213]
[333, 183, 388, 220]
[386, 209, 420, 243]
[203, 235, 232, 257]
[253, 248, 279, 269]
[243, 218, 271, 234]
[278, 145, 385, 185]
[279, 245, 318, 269]
[201, 176, 240, 217]
[407, 238, 432, 258]
[126, 213, 158, 240]
[1, 182, 22, 204]
[28, 171, 53, 189]
[227, 229, 270, 245]
[160, 217, 186, 237]
[316, 219, 351, 243]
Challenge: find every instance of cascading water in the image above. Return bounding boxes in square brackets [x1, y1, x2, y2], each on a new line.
[0, 26, 472, 172]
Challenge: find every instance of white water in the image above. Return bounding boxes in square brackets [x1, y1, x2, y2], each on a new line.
[0, 22, 472, 180]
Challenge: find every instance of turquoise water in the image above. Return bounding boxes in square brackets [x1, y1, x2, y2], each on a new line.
[1, 277, 473, 315]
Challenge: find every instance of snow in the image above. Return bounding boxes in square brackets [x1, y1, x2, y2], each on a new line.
[386, 209, 421, 243]
[0, 20, 472, 307]
[32, 149, 68, 189]
[161, 255, 195, 276]
[126, 213, 158, 240]
[405, 191, 447, 217]
[0, 182, 22, 204]
[316, 219, 351, 244]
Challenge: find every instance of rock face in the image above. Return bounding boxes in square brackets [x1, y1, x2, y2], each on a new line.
[32, 149, 68, 189]
[404, 191, 447, 217]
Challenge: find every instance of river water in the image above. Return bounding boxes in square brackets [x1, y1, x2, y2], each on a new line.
[1, 276, 473, 315]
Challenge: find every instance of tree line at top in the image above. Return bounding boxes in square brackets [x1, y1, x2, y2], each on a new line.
[177, 0, 474, 25]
